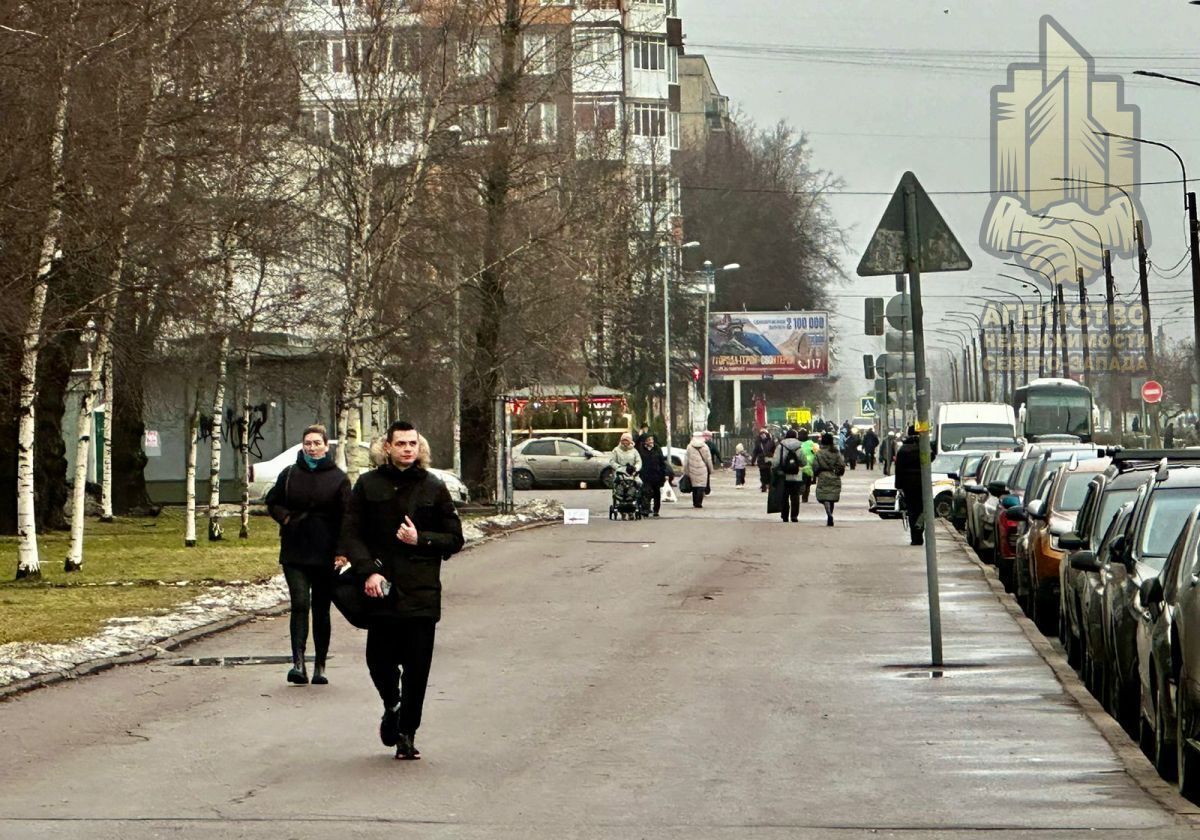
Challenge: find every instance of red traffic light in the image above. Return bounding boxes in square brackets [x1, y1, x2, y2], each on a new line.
[691, 366, 701, 382]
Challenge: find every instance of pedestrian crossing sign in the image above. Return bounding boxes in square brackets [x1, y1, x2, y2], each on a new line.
[860, 398, 877, 416]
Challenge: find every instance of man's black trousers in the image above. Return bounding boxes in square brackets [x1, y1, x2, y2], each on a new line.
[781, 483, 801, 521]
[365, 617, 437, 735]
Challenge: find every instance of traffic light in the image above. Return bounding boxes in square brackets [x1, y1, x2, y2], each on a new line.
[863, 354, 875, 379]
[864, 298, 884, 335]
[691, 366, 702, 382]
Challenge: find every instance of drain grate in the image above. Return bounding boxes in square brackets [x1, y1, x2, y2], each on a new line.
[169, 655, 331, 667]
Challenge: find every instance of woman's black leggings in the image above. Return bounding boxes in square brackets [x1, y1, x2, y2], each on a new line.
[283, 565, 332, 660]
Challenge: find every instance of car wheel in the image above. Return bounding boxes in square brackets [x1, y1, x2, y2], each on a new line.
[934, 493, 953, 520]
[1155, 672, 1178, 781]
[1065, 603, 1083, 670]
[600, 468, 615, 489]
[1032, 591, 1057, 637]
[1177, 681, 1200, 800]
[512, 469, 534, 491]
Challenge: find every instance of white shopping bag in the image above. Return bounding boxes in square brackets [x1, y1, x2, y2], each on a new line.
[662, 484, 677, 504]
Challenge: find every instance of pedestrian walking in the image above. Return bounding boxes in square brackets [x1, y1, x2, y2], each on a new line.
[703, 431, 723, 468]
[844, 430, 861, 470]
[732, 444, 748, 487]
[638, 434, 673, 517]
[771, 429, 808, 522]
[1166, 421, 1176, 449]
[894, 427, 924, 546]
[751, 428, 776, 492]
[879, 431, 894, 477]
[812, 432, 846, 526]
[862, 428, 880, 470]
[266, 424, 352, 686]
[683, 434, 714, 508]
[610, 432, 643, 473]
[836, 426, 847, 455]
[797, 428, 817, 503]
[339, 420, 465, 761]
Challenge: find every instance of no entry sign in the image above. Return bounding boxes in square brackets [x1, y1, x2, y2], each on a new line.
[1141, 380, 1164, 404]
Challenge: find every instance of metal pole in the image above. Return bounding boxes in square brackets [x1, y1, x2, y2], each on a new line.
[703, 262, 714, 411]
[904, 185, 943, 667]
[1188, 192, 1200, 414]
[1057, 282, 1070, 378]
[663, 256, 673, 448]
[970, 338, 979, 400]
[1103, 249, 1119, 434]
[977, 326, 990, 400]
[1077, 266, 1090, 385]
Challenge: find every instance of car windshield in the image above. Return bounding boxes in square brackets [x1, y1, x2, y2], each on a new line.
[931, 453, 964, 474]
[1057, 472, 1096, 511]
[939, 423, 1014, 450]
[1091, 489, 1138, 541]
[1026, 392, 1092, 438]
[1140, 488, 1200, 563]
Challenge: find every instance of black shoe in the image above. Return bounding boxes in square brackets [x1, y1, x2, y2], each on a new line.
[311, 661, 328, 685]
[395, 732, 421, 760]
[826, 517, 834, 527]
[652, 512, 660, 517]
[380, 707, 400, 747]
[791, 517, 798, 523]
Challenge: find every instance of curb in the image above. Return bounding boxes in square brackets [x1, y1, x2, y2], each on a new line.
[939, 522, 1200, 824]
[0, 515, 562, 703]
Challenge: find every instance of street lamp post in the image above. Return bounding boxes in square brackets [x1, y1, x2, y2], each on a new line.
[1097, 128, 1199, 413]
[700, 259, 740, 417]
[984, 284, 1028, 397]
[1014, 280, 1046, 378]
[670, 241, 701, 446]
[1005, 249, 1067, 377]
[1017, 228, 1089, 384]
[946, 312, 986, 400]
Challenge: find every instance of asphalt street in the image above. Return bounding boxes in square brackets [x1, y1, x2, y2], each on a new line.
[0, 465, 1196, 839]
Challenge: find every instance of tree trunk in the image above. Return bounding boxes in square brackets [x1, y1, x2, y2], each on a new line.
[110, 298, 156, 515]
[100, 346, 113, 522]
[238, 349, 251, 539]
[207, 332, 230, 541]
[65, 306, 114, 571]
[336, 363, 362, 485]
[33, 325, 79, 532]
[184, 388, 200, 547]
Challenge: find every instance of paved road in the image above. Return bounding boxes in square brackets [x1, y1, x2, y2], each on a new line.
[0, 466, 1195, 839]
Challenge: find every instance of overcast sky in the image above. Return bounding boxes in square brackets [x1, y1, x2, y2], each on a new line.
[683, 0, 1200, 416]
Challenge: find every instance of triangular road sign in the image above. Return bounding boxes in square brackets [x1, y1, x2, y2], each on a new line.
[856, 172, 972, 276]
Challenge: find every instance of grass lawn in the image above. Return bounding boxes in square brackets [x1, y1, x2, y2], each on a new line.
[0, 508, 281, 647]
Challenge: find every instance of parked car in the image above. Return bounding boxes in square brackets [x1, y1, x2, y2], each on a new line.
[948, 451, 988, 531]
[1134, 504, 1200, 783]
[1059, 458, 1155, 673]
[511, 437, 615, 489]
[964, 451, 1022, 554]
[1145, 503, 1200, 798]
[1016, 457, 1109, 635]
[867, 451, 961, 520]
[1081, 463, 1200, 735]
[1073, 500, 1137, 701]
[958, 436, 1020, 452]
[247, 441, 471, 506]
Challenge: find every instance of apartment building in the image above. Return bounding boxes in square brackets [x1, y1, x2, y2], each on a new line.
[679, 53, 731, 148]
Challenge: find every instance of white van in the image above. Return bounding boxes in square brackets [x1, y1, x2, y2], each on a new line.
[934, 402, 1017, 452]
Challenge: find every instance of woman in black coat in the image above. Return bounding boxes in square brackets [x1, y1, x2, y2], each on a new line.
[638, 434, 674, 517]
[266, 424, 351, 685]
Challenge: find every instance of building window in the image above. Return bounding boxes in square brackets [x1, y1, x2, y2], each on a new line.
[575, 100, 617, 132]
[297, 39, 328, 73]
[458, 39, 491, 76]
[666, 45, 677, 83]
[459, 104, 496, 139]
[524, 31, 555, 75]
[392, 30, 421, 73]
[528, 102, 558, 142]
[298, 108, 331, 139]
[574, 29, 618, 68]
[630, 102, 666, 137]
[632, 36, 667, 71]
[668, 110, 679, 149]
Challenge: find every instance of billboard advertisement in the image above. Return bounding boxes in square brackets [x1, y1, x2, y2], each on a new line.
[708, 311, 829, 380]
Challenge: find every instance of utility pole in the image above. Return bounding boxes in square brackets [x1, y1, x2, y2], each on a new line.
[1057, 282, 1069, 379]
[1137, 220, 1155, 373]
[1077, 267, 1090, 386]
[1188, 192, 1200, 413]
[1103, 249, 1119, 434]
[977, 326, 990, 400]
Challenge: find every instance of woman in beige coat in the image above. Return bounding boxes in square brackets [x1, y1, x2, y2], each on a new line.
[683, 434, 714, 509]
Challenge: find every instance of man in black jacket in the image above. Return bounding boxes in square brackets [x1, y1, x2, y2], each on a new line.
[340, 420, 464, 760]
[894, 427, 924, 546]
[638, 434, 673, 517]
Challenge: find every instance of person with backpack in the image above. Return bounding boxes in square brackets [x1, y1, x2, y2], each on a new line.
[797, 428, 818, 503]
[771, 429, 808, 523]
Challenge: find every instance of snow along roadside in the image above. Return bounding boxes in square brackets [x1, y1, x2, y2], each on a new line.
[0, 500, 563, 696]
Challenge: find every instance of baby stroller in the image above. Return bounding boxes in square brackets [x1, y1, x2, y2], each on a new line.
[608, 466, 645, 520]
